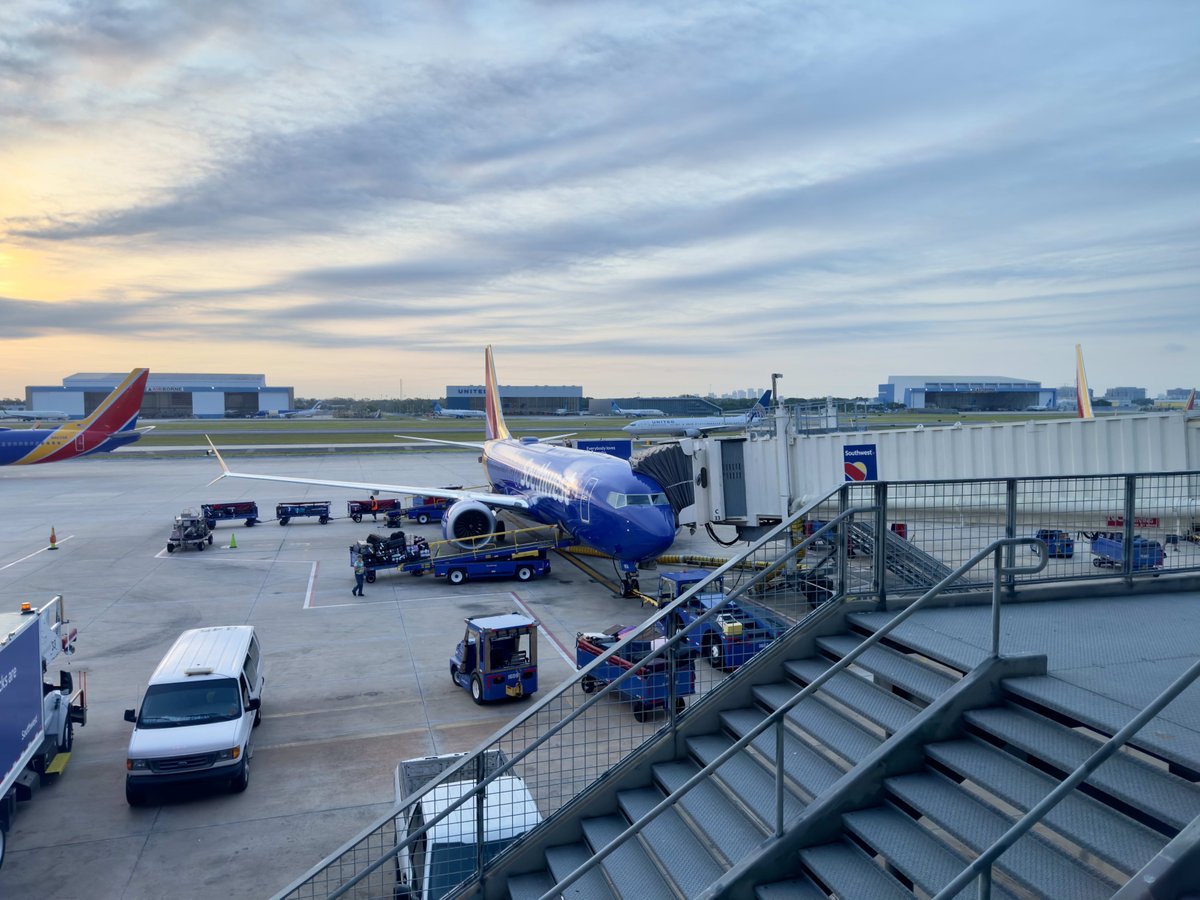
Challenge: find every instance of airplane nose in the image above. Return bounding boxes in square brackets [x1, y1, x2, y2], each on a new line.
[627, 507, 676, 561]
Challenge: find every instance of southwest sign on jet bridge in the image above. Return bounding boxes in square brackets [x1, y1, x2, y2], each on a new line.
[0, 369, 150, 466]
[844, 444, 878, 481]
[209, 348, 676, 596]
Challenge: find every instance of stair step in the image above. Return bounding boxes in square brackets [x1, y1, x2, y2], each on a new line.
[580, 814, 675, 899]
[847, 611, 990, 672]
[798, 839, 913, 899]
[927, 737, 1167, 874]
[754, 874, 828, 900]
[817, 633, 960, 703]
[885, 771, 1118, 899]
[618, 786, 725, 898]
[544, 842, 618, 900]
[721, 707, 848, 798]
[688, 732, 805, 827]
[507, 869, 558, 900]
[966, 703, 1200, 831]
[784, 658, 921, 734]
[842, 804, 1017, 900]
[654, 759, 766, 866]
[753, 682, 883, 766]
[1002, 674, 1200, 774]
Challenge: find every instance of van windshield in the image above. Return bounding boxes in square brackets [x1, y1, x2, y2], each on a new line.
[138, 678, 242, 728]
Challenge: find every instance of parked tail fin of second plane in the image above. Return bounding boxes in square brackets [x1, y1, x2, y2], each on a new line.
[1075, 344, 1094, 420]
[484, 346, 511, 441]
[747, 390, 772, 422]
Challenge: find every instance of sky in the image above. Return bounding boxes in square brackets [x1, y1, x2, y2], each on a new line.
[1, 1, 1197, 401]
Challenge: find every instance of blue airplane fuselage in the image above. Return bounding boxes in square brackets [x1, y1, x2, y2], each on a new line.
[483, 438, 676, 565]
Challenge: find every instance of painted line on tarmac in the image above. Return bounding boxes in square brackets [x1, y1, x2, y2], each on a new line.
[312, 589, 516, 610]
[303, 561, 320, 609]
[0, 535, 75, 570]
[509, 591, 576, 667]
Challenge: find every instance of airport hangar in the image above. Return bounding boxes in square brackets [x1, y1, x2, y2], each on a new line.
[25, 372, 295, 419]
[878, 375, 1057, 411]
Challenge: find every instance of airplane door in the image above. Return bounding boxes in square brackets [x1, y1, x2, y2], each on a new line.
[75, 433, 86, 452]
[580, 477, 598, 524]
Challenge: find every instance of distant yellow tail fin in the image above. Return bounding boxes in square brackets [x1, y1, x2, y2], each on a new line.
[1075, 344, 1094, 419]
[484, 346, 511, 441]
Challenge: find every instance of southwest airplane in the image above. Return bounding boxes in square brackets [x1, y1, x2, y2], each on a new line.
[433, 401, 486, 419]
[610, 400, 665, 417]
[623, 390, 772, 438]
[208, 348, 677, 595]
[0, 369, 150, 466]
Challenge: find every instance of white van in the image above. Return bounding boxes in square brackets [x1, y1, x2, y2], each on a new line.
[124, 626, 263, 806]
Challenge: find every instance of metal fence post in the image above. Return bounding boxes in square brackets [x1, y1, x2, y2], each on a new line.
[874, 482, 889, 608]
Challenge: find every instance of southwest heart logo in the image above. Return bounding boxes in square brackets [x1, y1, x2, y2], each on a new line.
[844, 461, 869, 481]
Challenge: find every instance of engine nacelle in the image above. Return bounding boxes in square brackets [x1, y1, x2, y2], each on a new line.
[441, 499, 497, 548]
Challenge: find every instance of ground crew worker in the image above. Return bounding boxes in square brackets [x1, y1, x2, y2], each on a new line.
[353, 554, 366, 596]
[370, 493, 380, 521]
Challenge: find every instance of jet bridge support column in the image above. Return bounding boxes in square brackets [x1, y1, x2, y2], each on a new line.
[773, 375, 795, 574]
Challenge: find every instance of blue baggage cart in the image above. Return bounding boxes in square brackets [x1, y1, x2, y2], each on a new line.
[276, 501, 331, 525]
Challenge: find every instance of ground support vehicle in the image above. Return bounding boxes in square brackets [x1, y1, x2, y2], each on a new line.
[433, 547, 551, 585]
[449, 614, 538, 704]
[0, 596, 86, 869]
[351, 532, 433, 583]
[393, 750, 540, 900]
[347, 497, 401, 523]
[576, 624, 697, 722]
[395, 496, 451, 526]
[1033, 528, 1075, 558]
[1090, 533, 1165, 570]
[167, 509, 214, 552]
[201, 501, 260, 529]
[276, 500, 331, 525]
[656, 571, 787, 671]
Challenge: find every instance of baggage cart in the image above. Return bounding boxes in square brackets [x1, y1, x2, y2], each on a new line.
[276, 501, 331, 525]
[346, 498, 401, 523]
[201, 501, 260, 529]
[576, 624, 697, 722]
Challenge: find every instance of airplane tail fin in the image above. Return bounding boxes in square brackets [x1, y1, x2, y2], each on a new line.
[749, 390, 772, 421]
[484, 346, 511, 441]
[610, 401, 620, 414]
[434, 402, 444, 414]
[1186, 389, 1196, 412]
[1075, 344, 1094, 419]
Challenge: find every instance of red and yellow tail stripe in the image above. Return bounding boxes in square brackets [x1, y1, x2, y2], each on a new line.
[484, 346, 511, 442]
[15, 368, 149, 464]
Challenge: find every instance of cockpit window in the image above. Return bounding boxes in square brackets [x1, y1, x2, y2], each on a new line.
[606, 492, 670, 508]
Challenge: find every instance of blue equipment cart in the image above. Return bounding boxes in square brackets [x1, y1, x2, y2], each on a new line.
[576, 624, 697, 722]
[276, 501, 331, 525]
[656, 571, 787, 671]
[201, 501, 260, 529]
[1090, 533, 1164, 570]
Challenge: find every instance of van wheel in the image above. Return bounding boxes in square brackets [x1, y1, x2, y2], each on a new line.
[516, 566, 533, 582]
[59, 720, 74, 753]
[448, 568, 467, 586]
[231, 758, 250, 793]
[125, 780, 146, 807]
[470, 675, 484, 704]
[253, 706, 262, 727]
[450, 664, 459, 686]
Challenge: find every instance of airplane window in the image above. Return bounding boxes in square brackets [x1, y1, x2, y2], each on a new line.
[607, 492, 627, 508]
[652, 492, 669, 506]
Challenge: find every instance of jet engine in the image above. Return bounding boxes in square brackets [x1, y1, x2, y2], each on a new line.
[441, 499, 497, 548]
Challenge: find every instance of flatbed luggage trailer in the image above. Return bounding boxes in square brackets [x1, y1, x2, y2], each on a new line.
[576, 625, 697, 722]
[276, 501, 331, 525]
[346, 498, 401, 523]
[201, 501, 260, 529]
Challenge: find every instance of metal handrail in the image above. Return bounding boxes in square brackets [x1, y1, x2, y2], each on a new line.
[542, 536, 1048, 900]
[934, 653, 1200, 900]
[308, 489, 856, 899]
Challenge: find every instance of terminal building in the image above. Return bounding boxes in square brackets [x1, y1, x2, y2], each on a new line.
[444, 384, 584, 415]
[877, 375, 1054, 411]
[25, 373, 295, 419]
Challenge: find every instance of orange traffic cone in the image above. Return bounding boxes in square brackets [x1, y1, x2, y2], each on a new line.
[48, 526, 58, 550]
[229, 533, 237, 550]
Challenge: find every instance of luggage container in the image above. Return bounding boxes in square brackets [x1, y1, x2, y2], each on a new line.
[201, 501, 260, 529]
[276, 501, 331, 525]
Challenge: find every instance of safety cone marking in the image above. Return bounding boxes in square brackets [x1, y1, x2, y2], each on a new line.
[229, 533, 238, 550]
[48, 526, 59, 550]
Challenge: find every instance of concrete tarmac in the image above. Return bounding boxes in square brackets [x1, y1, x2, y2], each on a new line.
[0, 450, 727, 899]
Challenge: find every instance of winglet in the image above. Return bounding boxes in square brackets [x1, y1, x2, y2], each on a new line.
[484, 346, 511, 441]
[205, 436, 231, 485]
[1075, 344, 1094, 419]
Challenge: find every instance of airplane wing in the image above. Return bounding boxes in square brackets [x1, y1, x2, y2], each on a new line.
[205, 438, 530, 511]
